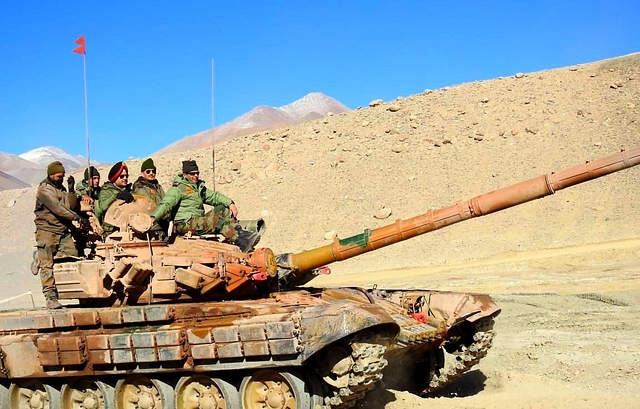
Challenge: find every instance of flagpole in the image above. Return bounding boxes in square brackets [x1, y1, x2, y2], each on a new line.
[211, 59, 216, 191]
[73, 36, 91, 174]
[82, 52, 91, 168]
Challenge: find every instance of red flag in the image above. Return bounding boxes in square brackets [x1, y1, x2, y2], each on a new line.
[72, 36, 86, 55]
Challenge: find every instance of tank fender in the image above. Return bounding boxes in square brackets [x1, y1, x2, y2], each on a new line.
[297, 301, 399, 362]
[416, 291, 501, 327]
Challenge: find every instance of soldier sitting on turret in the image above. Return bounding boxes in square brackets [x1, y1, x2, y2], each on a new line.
[132, 157, 167, 238]
[149, 160, 260, 252]
[132, 158, 165, 205]
[95, 161, 134, 238]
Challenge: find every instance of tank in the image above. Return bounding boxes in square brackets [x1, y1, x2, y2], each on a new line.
[0, 146, 638, 409]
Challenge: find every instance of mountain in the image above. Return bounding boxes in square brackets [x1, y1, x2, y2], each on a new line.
[0, 147, 95, 191]
[155, 92, 350, 155]
[0, 169, 30, 191]
[0, 152, 46, 187]
[19, 146, 88, 173]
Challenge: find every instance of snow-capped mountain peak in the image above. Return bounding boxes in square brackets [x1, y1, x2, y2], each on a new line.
[280, 92, 349, 118]
[19, 146, 89, 172]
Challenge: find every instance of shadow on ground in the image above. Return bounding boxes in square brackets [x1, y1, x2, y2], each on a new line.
[355, 370, 488, 408]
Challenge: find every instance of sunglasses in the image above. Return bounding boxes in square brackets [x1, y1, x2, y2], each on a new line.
[118, 174, 129, 179]
[188, 171, 199, 176]
[144, 169, 156, 174]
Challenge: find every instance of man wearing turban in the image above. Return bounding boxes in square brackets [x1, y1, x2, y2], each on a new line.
[95, 161, 134, 238]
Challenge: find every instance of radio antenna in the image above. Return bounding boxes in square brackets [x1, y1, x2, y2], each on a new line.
[211, 59, 216, 191]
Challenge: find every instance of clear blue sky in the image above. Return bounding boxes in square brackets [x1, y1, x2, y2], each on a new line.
[1, 1, 638, 163]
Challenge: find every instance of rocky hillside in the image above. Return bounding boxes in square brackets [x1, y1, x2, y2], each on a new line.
[0, 53, 638, 308]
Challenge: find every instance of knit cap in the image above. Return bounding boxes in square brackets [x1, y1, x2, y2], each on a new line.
[47, 161, 65, 176]
[182, 160, 199, 173]
[84, 166, 100, 181]
[141, 158, 156, 172]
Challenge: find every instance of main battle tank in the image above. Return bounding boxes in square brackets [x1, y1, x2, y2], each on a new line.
[0, 146, 638, 409]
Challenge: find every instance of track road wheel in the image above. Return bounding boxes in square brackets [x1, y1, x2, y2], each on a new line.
[9, 379, 60, 409]
[115, 375, 174, 409]
[61, 377, 115, 409]
[240, 370, 311, 409]
[175, 375, 239, 409]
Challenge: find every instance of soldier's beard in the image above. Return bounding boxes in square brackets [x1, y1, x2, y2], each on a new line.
[50, 178, 64, 188]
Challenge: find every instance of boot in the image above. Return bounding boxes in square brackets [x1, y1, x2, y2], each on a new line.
[234, 228, 261, 253]
[44, 290, 62, 310]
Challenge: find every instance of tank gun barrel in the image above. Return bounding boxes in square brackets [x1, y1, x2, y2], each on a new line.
[281, 146, 640, 280]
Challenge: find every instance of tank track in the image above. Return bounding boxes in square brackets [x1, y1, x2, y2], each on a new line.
[322, 341, 388, 409]
[424, 319, 496, 394]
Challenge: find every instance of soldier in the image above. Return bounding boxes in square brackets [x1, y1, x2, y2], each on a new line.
[95, 161, 134, 238]
[131, 158, 165, 206]
[150, 160, 259, 252]
[34, 161, 87, 309]
[72, 166, 102, 257]
[132, 158, 167, 238]
[76, 166, 101, 205]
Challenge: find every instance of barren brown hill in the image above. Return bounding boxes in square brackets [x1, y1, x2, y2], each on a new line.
[0, 54, 638, 408]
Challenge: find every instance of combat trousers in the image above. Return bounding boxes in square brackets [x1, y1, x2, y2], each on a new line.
[175, 207, 240, 241]
[35, 230, 78, 295]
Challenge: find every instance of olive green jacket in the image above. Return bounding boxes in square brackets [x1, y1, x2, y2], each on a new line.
[151, 175, 233, 224]
[132, 177, 165, 207]
[94, 182, 126, 224]
[34, 178, 80, 234]
[75, 180, 101, 201]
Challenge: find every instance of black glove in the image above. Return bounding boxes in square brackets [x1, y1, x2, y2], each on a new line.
[67, 175, 75, 192]
[74, 216, 90, 230]
[116, 190, 135, 203]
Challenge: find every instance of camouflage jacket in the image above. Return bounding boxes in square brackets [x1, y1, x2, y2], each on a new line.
[151, 175, 233, 224]
[95, 182, 129, 224]
[131, 176, 165, 207]
[34, 178, 80, 234]
[75, 180, 101, 201]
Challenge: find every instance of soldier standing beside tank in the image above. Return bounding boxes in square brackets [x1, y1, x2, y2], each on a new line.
[150, 160, 260, 252]
[95, 161, 134, 238]
[34, 161, 87, 309]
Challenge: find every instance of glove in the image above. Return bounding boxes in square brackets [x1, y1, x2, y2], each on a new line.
[79, 216, 90, 228]
[116, 190, 135, 203]
[67, 175, 75, 192]
[72, 216, 90, 230]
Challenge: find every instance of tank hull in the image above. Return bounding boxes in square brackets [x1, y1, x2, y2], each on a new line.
[0, 287, 499, 408]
